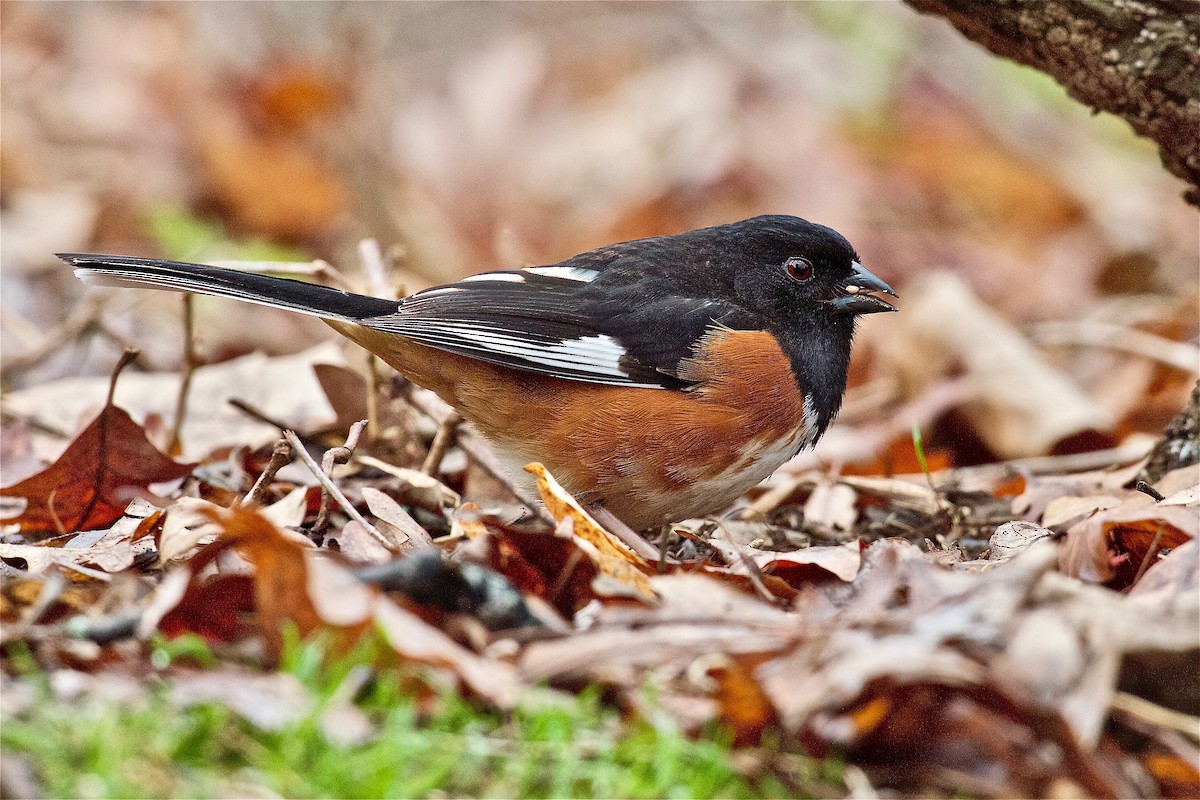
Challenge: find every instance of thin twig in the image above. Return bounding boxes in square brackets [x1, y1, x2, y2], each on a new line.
[241, 438, 293, 507]
[1135, 480, 1167, 502]
[357, 239, 396, 442]
[283, 429, 398, 552]
[421, 412, 461, 476]
[710, 518, 781, 606]
[1131, 523, 1167, 587]
[590, 505, 661, 561]
[227, 398, 319, 449]
[365, 353, 383, 442]
[357, 238, 395, 299]
[167, 294, 198, 456]
[313, 420, 369, 534]
[1110, 691, 1200, 740]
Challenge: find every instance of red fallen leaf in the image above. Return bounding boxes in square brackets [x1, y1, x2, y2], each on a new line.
[159, 574, 256, 642]
[0, 405, 194, 538]
[482, 526, 600, 618]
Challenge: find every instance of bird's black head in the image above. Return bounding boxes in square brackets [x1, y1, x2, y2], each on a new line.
[708, 215, 897, 322]
[697, 215, 898, 434]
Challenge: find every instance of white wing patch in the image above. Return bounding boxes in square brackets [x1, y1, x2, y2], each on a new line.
[377, 316, 646, 384]
[408, 286, 464, 299]
[459, 272, 525, 284]
[523, 266, 600, 282]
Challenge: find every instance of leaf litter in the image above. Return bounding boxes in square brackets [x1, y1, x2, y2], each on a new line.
[2, 337, 1195, 797]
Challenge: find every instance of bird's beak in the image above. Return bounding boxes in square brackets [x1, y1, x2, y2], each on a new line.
[831, 261, 898, 314]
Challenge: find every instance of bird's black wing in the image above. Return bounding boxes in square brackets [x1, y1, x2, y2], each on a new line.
[363, 265, 756, 389]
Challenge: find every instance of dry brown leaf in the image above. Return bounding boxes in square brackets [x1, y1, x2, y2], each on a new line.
[450, 502, 490, 539]
[260, 486, 310, 529]
[157, 497, 225, 564]
[0, 404, 193, 538]
[194, 113, 347, 241]
[335, 520, 394, 565]
[355, 457, 460, 511]
[704, 536, 862, 586]
[706, 654, 779, 746]
[155, 506, 518, 704]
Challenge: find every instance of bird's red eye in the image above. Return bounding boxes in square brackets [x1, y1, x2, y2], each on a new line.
[785, 257, 814, 281]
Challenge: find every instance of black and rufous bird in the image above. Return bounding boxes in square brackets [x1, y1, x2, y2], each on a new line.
[60, 215, 897, 529]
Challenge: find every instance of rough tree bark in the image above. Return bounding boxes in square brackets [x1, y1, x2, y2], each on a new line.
[904, 0, 1200, 206]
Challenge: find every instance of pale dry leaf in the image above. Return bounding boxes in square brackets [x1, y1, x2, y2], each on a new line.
[1126, 539, 1199, 610]
[706, 536, 862, 583]
[1159, 483, 1199, 507]
[355, 456, 460, 510]
[1042, 494, 1125, 529]
[260, 486, 309, 529]
[305, 553, 374, 627]
[834, 475, 940, 514]
[157, 497, 226, 564]
[361, 487, 434, 548]
[0, 538, 132, 574]
[335, 520, 394, 565]
[450, 502, 490, 539]
[802, 482, 858, 532]
[1060, 497, 1200, 583]
[988, 521, 1054, 562]
[169, 669, 311, 731]
[2, 343, 343, 462]
[1155, 465, 1200, 499]
[877, 272, 1110, 458]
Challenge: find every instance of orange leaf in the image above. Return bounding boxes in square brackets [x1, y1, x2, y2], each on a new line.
[525, 462, 657, 601]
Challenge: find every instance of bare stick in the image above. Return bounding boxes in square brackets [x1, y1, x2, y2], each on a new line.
[357, 238, 394, 299]
[590, 505, 660, 561]
[106, 348, 140, 406]
[241, 438, 293, 507]
[314, 420, 369, 534]
[1134, 480, 1167, 503]
[283, 429, 398, 552]
[357, 238, 395, 443]
[1131, 523, 1167, 587]
[167, 294, 198, 456]
[421, 412, 461, 476]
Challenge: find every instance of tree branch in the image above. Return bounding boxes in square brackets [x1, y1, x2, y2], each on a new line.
[904, 0, 1200, 205]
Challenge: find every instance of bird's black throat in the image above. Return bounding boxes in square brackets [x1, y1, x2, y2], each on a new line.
[770, 313, 856, 437]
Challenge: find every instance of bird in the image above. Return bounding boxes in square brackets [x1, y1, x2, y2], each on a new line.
[59, 214, 896, 529]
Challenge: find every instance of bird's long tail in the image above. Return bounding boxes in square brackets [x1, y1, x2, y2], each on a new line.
[57, 254, 398, 321]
